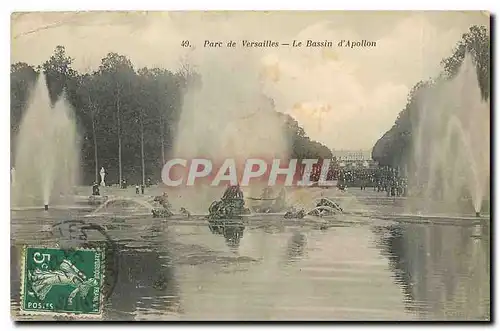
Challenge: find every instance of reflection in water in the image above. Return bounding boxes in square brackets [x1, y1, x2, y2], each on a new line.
[372, 222, 490, 320]
[285, 232, 307, 263]
[208, 220, 245, 250]
[11, 211, 490, 321]
[105, 247, 180, 320]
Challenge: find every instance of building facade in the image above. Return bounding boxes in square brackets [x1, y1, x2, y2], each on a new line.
[331, 150, 377, 168]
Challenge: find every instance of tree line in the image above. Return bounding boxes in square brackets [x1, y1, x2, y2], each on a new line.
[372, 25, 490, 169]
[11, 46, 332, 186]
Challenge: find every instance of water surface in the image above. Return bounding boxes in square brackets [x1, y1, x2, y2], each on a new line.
[10, 193, 490, 321]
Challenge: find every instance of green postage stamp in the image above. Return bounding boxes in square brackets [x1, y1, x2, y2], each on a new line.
[20, 246, 105, 317]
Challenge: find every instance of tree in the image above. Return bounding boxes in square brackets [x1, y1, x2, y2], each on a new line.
[372, 25, 490, 168]
[10, 48, 334, 185]
[97, 52, 136, 185]
[274, 111, 332, 160]
[77, 72, 101, 183]
[136, 68, 151, 186]
[155, 69, 183, 165]
[10, 62, 37, 131]
[10, 62, 38, 161]
[442, 25, 490, 100]
[42, 45, 77, 104]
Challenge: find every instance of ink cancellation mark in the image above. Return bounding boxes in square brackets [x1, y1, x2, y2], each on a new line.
[20, 245, 104, 318]
[51, 220, 119, 304]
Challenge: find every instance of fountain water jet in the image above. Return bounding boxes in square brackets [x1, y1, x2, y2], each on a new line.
[408, 54, 489, 214]
[12, 73, 81, 208]
[172, 50, 289, 210]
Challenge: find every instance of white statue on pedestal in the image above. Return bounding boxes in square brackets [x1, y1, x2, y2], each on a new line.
[11, 167, 15, 186]
[100, 167, 106, 187]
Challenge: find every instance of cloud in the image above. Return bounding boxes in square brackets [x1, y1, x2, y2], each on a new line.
[257, 14, 485, 150]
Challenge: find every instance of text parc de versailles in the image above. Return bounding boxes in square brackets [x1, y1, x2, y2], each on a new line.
[203, 40, 377, 48]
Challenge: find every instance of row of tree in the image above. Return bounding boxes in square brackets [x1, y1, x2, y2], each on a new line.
[11, 46, 332, 185]
[372, 25, 490, 168]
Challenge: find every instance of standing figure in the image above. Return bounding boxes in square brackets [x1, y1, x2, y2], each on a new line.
[99, 167, 106, 187]
[92, 182, 100, 196]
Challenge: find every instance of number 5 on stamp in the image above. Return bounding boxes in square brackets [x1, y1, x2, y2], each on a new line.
[20, 246, 105, 318]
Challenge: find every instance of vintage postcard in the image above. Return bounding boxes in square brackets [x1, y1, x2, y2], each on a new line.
[10, 11, 490, 321]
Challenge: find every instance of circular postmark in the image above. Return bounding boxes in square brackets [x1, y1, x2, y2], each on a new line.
[50, 220, 119, 304]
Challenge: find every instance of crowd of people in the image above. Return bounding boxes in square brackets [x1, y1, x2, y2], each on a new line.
[91, 177, 155, 196]
[307, 164, 408, 197]
[118, 177, 153, 194]
[94, 165, 408, 198]
[372, 170, 408, 197]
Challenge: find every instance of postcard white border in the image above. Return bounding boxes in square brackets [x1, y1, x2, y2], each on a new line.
[3, 0, 497, 330]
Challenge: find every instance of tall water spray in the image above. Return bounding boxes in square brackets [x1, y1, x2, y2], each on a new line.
[409, 54, 490, 214]
[12, 73, 80, 207]
[172, 50, 289, 212]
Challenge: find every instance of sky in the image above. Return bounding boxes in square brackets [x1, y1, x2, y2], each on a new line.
[11, 11, 489, 151]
